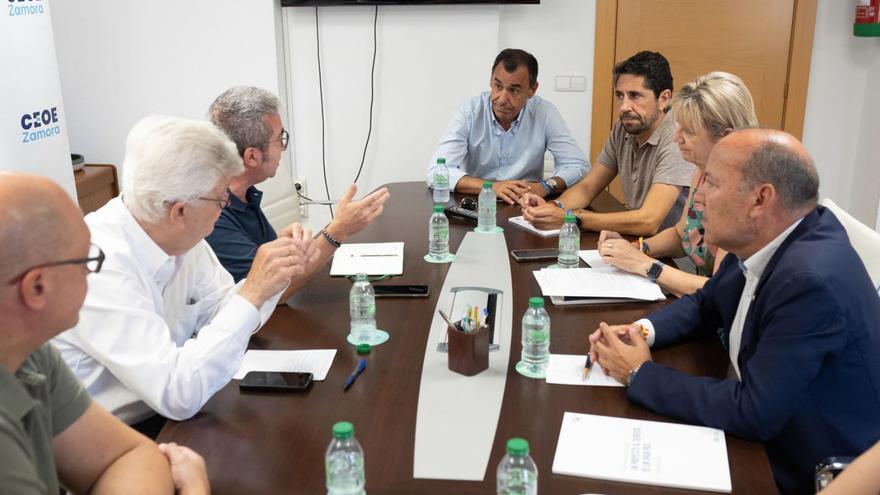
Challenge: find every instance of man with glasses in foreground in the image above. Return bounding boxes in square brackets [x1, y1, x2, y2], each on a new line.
[0, 172, 209, 494]
[206, 86, 390, 300]
[53, 116, 314, 436]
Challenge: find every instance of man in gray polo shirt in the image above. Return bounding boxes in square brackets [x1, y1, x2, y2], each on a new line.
[521, 51, 693, 235]
[0, 172, 208, 494]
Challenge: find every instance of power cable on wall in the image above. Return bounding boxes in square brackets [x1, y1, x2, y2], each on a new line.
[302, 5, 379, 218]
[314, 6, 332, 218]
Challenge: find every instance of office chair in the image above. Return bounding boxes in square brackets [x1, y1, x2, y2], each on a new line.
[820, 198, 880, 293]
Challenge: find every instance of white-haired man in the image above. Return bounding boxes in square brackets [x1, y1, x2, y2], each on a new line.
[53, 116, 313, 435]
[206, 86, 390, 297]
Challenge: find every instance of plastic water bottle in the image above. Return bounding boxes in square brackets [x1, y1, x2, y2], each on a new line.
[432, 157, 450, 203]
[477, 181, 497, 232]
[428, 204, 449, 259]
[496, 438, 538, 495]
[521, 297, 550, 377]
[557, 213, 580, 268]
[349, 273, 376, 343]
[325, 421, 366, 495]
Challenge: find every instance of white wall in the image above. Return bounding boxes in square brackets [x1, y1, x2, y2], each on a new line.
[48, 0, 878, 231]
[802, 0, 880, 228]
[283, 1, 595, 230]
[50, 0, 301, 228]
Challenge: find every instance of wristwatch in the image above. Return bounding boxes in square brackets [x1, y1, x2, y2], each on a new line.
[545, 177, 559, 194]
[646, 261, 664, 283]
[574, 215, 582, 229]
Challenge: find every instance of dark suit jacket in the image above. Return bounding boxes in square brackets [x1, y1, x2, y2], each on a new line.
[628, 206, 880, 494]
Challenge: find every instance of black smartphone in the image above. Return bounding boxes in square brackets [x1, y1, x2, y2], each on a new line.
[239, 371, 313, 392]
[510, 248, 559, 261]
[373, 285, 430, 298]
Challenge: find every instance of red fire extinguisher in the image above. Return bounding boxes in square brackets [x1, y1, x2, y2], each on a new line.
[855, 0, 880, 37]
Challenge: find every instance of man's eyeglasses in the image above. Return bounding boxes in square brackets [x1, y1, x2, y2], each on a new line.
[274, 129, 290, 151]
[198, 188, 232, 209]
[6, 243, 105, 285]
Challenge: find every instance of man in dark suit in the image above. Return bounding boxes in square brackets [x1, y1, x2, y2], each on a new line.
[589, 128, 880, 494]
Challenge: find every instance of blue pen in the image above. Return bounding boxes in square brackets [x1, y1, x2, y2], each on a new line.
[343, 359, 367, 391]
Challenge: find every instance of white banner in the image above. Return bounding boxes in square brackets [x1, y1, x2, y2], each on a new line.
[0, 0, 75, 198]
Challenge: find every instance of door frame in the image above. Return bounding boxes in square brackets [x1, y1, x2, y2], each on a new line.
[588, 0, 818, 164]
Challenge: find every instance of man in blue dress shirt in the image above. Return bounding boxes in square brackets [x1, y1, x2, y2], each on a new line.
[426, 48, 589, 204]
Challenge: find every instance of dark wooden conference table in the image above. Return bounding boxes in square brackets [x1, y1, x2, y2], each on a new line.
[158, 181, 775, 494]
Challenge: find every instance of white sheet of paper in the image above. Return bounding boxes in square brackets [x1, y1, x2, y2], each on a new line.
[545, 354, 624, 387]
[330, 242, 404, 276]
[533, 267, 665, 301]
[578, 249, 610, 269]
[553, 412, 732, 493]
[508, 216, 560, 237]
[233, 349, 337, 381]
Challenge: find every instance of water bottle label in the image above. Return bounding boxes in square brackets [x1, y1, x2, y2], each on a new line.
[431, 226, 449, 240]
[434, 174, 448, 188]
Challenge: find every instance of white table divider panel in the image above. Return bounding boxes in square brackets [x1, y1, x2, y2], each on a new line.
[413, 231, 514, 481]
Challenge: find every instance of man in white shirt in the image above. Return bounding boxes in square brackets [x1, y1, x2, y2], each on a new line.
[588, 129, 880, 493]
[53, 116, 313, 431]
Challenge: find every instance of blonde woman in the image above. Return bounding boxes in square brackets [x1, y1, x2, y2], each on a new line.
[598, 72, 759, 296]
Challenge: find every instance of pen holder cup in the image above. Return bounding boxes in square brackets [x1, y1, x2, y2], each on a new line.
[447, 324, 490, 376]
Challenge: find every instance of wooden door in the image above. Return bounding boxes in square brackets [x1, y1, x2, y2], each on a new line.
[591, 0, 817, 203]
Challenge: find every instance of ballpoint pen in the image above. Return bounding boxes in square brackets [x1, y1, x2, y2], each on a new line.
[583, 354, 592, 380]
[343, 359, 367, 391]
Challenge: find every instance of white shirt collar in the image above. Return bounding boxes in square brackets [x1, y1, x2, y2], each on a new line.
[739, 217, 804, 279]
[109, 197, 178, 285]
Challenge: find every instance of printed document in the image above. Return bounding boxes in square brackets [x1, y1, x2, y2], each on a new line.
[233, 349, 337, 381]
[545, 354, 624, 387]
[533, 267, 665, 301]
[553, 412, 732, 493]
[508, 216, 560, 237]
[578, 249, 609, 268]
[330, 242, 404, 276]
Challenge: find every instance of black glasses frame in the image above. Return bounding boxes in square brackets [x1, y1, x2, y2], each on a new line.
[198, 188, 232, 209]
[6, 243, 105, 285]
[277, 128, 290, 150]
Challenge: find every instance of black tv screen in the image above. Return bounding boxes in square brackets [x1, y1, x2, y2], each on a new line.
[282, 0, 538, 6]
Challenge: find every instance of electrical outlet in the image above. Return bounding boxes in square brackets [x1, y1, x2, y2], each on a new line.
[293, 177, 308, 218]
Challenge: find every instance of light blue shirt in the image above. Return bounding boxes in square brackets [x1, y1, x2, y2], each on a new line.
[427, 92, 589, 189]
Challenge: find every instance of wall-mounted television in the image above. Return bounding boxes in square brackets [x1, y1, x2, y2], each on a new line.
[282, 0, 538, 6]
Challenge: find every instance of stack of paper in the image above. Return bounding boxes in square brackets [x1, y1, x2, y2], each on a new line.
[553, 412, 732, 493]
[533, 266, 665, 302]
[233, 349, 337, 380]
[508, 216, 560, 237]
[330, 242, 404, 276]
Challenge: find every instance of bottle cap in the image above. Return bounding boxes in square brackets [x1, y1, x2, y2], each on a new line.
[506, 437, 529, 456]
[564, 213, 576, 223]
[356, 343, 371, 354]
[437, 157, 446, 164]
[528, 297, 544, 308]
[332, 421, 354, 439]
[433, 204, 445, 213]
[483, 181, 493, 188]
